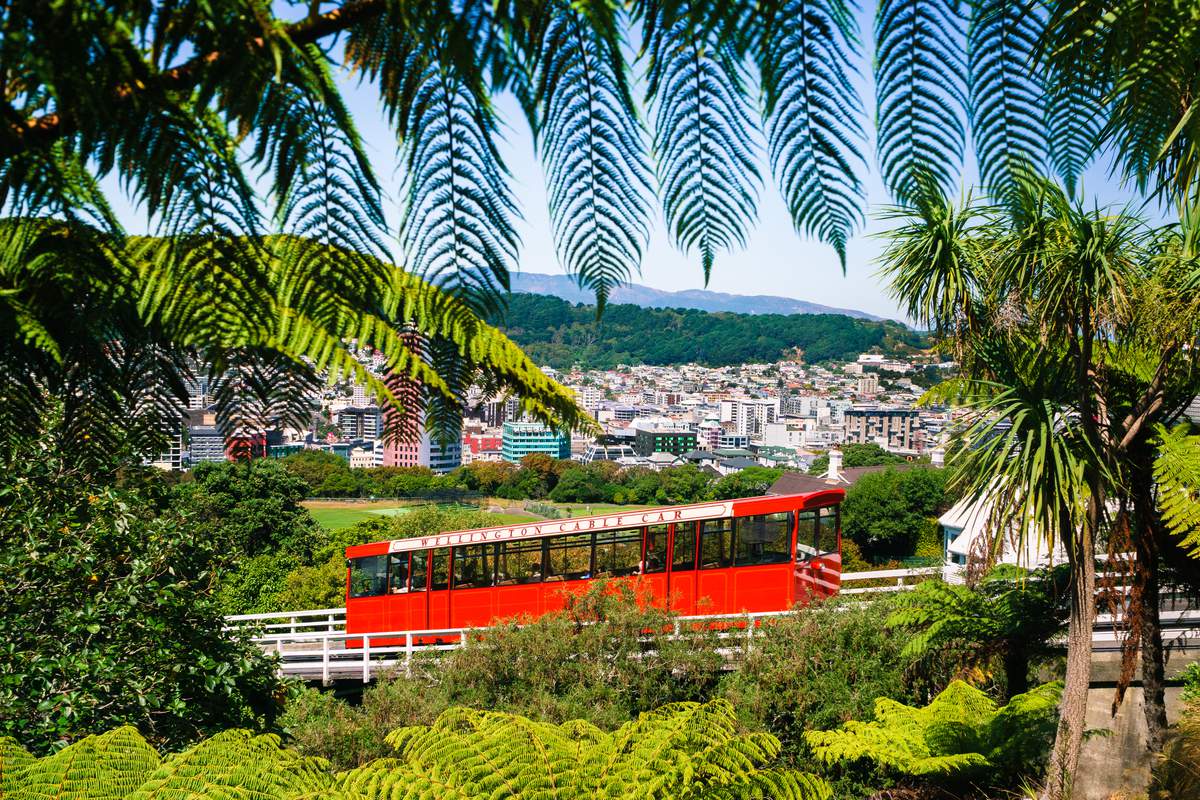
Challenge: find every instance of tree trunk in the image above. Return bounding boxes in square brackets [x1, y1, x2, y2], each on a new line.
[1041, 506, 1098, 800]
[1136, 517, 1169, 752]
[1003, 644, 1030, 700]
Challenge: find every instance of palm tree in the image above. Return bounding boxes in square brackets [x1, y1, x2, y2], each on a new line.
[880, 179, 1200, 798]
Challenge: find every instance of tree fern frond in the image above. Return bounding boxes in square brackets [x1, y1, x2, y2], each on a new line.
[874, 0, 969, 201]
[347, 4, 517, 315]
[757, 0, 867, 265]
[128, 729, 332, 799]
[532, 0, 653, 313]
[967, 0, 1048, 202]
[7, 726, 159, 800]
[1045, 75, 1105, 198]
[642, 0, 761, 283]
[1153, 423, 1200, 554]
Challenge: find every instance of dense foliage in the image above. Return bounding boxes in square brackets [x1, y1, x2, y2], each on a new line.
[0, 448, 283, 753]
[839, 467, 947, 561]
[285, 582, 726, 767]
[807, 680, 1062, 790]
[887, 567, 1070, 699]
[1, 702, 832, 800]
[497, 294, 922, 369]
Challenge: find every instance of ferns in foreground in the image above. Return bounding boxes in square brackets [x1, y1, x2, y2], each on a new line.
[1153, 423, 1200, 555]
[806, 680, 1061, 788]
[2, 702, 833, 800]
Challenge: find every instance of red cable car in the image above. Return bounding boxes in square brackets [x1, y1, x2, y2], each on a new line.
[344, 490, 844, 639]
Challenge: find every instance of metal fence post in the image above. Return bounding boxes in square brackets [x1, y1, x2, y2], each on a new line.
[362, 635, 371, 683]
[405, 632, 413, 678]
[322, 636, 330, 685]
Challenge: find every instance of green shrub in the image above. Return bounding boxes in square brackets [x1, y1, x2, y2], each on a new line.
[1151, 698, 1200, 800]
[0, 449, 284, 753]
[5, 703, 833, 800]
[805, 680, 1062, 791]
[720, 598, 920, 762]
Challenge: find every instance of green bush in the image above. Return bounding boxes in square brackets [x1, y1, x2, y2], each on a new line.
[805, 680, 1062, 791]
[840, 467, 947, 562]
[0, 448, 284, 753]
[718, 596, 930, 798]
[4, 702, 833, 800]
[283, 583, 726, 766]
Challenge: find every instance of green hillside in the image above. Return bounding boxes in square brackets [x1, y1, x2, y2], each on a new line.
[497, 293, 924, 369]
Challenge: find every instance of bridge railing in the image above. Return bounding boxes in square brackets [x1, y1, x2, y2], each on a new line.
[252, 609, 801, 684]
[224, 607, 346, 634]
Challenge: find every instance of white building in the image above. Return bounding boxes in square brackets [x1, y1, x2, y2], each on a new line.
[719, 398, 780, 437]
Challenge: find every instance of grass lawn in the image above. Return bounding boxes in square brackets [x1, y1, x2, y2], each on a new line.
[303, 500, 538, 531]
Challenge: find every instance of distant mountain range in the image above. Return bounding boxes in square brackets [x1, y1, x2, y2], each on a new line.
[509, 272, 884, 321]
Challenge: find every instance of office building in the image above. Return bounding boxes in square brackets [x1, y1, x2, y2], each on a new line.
[634, 427, 698, 457]
[501, 421, 570, 462]
[844, 407, 921, 452]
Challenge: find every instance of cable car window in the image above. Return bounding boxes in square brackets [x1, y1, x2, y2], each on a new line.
[349, 555, 388, 598]
[431, 547, 450, 591]
[454, 544, 497, 589]
[410, 550, 428, 592]
[498, 539, 544, 585]
[795, 511, 819, 559]
[700, 518, 734, 569]
[735, 512, 794, 566]
[595, 528, 643, 577]
[671, 523, 697, 572]
[817, 507, 840, 554]
[546, 533, 592, 581]
[388, 553, 410, 593]
[643, 525, 668, 574]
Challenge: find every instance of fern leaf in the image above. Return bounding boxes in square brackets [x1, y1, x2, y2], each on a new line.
[874, 0, 969, 201]
[967, 0, 1048, 201]
[642, 0, 761, 282]
[532, 0, 653, 312]
[757, 0, 867, 265]
[1154, 423, 1200, 554]
[1, 737, 37, 795]
[398, 54, 519, 315]
[8, 727, 159, 800]
[128, 729, 332, 800]
[1044, 76, 1105, 197]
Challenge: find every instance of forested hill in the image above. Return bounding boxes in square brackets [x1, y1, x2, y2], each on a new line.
[497, 294, 925, 369]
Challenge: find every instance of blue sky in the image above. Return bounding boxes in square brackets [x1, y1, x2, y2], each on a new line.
[322, 5, 1148, 321]
[106, 5, 1154, 322]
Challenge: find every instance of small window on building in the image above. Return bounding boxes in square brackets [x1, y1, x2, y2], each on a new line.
[349, 555, 388, 598]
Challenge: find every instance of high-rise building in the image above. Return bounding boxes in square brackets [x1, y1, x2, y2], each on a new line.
[857, 373, 879, 397]
[186, 410, 226, 464]
[844, 408, 920, 452]
[719, 398, 779, 437]
[501, 421, 570, 462]
[383, 429, 463, 474]
[337, 406, 382, 440]
[633, 427, 698, 457]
